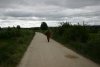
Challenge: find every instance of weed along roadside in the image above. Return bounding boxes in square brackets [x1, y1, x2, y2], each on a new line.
[51, 22, 100, 64]
[0, 27, 35, 67]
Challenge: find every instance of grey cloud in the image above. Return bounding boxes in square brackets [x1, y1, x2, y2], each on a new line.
[0, 0, 100, 27]
[0, 0, 100, 8]
[4, 11, 33, 17]
[69, 11, 100, 18]
[45, 0, 100, 8]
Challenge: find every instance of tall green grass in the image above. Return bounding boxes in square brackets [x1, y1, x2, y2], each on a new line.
[51, 22, 100, 64]
[0, 27, 35, 67]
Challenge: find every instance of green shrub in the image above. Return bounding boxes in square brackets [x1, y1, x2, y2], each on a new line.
[53, 22, 89, 43]
[0, 29, 35, 67]
[51, 22, 100, 64]
[86, 32, 100, 62]
[17, 25, 21, 30]
[0, 27, 21, 39]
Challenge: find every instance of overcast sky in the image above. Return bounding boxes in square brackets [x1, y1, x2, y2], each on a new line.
[0, 0, 100, 27]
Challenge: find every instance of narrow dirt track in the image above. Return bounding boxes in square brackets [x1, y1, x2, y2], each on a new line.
[17, 32, 100, 67]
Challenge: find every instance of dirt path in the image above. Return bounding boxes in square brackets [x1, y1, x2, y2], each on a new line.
[17, 32, 100, 67]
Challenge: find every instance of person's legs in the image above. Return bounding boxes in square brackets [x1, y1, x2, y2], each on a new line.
[47, 36, 50, 42]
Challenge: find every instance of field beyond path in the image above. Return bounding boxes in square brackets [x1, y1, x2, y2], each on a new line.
[17, 32, 99, 67]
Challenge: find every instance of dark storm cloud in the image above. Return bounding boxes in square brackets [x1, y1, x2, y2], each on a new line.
[0, 0, 100, 8]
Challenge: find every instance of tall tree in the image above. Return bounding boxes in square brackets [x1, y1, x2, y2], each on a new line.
[40, 22, 48, 30]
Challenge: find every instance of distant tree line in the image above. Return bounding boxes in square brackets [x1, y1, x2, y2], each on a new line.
[0, 25, 21, 39]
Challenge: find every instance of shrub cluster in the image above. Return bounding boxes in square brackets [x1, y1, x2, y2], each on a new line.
[0, 27, 35, 67]
[0, 26, 21, 39]
[51, 22, 100, 63]
[53, 22, 89, 43]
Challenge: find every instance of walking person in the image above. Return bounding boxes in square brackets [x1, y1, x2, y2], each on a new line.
[45, 30, 51, 42]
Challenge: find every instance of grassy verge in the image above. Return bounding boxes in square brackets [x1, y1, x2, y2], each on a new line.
[52, 35, 100, 64]
[51, 23, 100, 64]
[0, 29, 35, 67]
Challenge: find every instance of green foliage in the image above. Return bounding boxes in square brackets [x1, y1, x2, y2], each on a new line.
[0, 28, 35, 67]
[86, 32, 100, 62]
[17, 25, 21, 30]
[40, 22, 48, 30]
[0, 27, 2, 30]
[0, 27, 21, 39]
[52, 22, 100, 64]
[53, 22, 89, 43]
